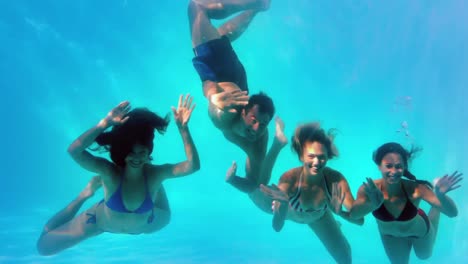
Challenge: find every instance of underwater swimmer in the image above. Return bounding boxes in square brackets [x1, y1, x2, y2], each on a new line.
[260, 123, 363, 264]
[188, 0, 283, 194]
[350, 142, 463, 264]
[37, 94, 200, 255]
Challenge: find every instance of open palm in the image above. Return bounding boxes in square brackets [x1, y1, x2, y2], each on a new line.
[211, 89, 248, 112]
[105, 101, 131, 126]
[172, 94, 196, 128]
[363, 177, 384, 209]
[435, 171, 463, 195]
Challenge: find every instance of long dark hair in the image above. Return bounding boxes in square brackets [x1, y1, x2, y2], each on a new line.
[93, 108, 170, 167]
[372, 142, 432, 188]
[291, 122, 339, 160]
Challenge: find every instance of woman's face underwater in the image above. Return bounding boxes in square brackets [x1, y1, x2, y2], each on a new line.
[378, 152, 405, 185]
[301, 141, 328, 176]
[125, 144, 151, 169]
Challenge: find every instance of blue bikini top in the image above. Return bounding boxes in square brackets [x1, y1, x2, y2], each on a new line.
[105, 176, 154, 214]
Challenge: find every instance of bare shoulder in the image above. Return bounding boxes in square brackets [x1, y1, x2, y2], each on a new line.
[145, 164, 167, 187]
[202, 80, 220, 96]
[99, 165, 124, 188]
[210, 109, 236, 130]
[279, 167, 301, 184]
[323, 167, 346, 182]
[373, 178, 384, 189]
[404, 179, 428, 199]
[146, 164, 167, 178]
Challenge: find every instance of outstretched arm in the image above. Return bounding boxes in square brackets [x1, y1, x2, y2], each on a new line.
[67, 101, 130, 175]
[159, 94, 200, 179]
[260, 170, 294, 232]
[329, 178, 364, 226]
[349, 178, 384, 219]
[420, 171, 463, 217]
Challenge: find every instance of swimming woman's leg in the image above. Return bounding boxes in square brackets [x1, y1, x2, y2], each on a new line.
[36, 204, 103, 256]
[378, 233, 412, 264]
[36, 176, 103, 256]
[308, 211, 352, 264]
[412, 208, 440, 260]
[41, 176, 101, 232]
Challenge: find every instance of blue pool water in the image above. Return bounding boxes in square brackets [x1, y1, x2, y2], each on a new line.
[1, 1, 467, 263]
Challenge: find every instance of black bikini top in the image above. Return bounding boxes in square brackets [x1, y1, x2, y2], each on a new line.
[372, 184, 418, 222]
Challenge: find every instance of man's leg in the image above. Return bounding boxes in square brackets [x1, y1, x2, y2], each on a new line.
[218, 10, 258, 42]
[189, 0, 270, 47]
[199, 0, 270, 19]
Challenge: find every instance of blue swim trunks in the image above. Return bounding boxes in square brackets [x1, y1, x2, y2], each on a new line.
[192, 36, 249, 92]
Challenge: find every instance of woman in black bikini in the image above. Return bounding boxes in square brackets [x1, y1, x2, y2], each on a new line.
[260, 122, 363, 264]
[350, 142, 463, 264]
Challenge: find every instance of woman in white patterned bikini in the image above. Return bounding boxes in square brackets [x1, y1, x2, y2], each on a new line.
[260, 122, 363, 264]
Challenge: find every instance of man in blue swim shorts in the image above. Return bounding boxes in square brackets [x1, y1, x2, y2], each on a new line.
[188, 0, 288, 196]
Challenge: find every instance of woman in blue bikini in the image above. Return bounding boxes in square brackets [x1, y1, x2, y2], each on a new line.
[260, 122, 363, 264]
[37, 94, 200, 256]
[350, 142, 462, 264]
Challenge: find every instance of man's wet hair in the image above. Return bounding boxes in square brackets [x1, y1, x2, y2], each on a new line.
[245, 92, 275, 120]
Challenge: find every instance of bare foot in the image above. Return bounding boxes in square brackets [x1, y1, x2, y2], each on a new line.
[274, 117, 288, 147]
[226, 161, 237, 183]
[79, 176, 102, 199]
